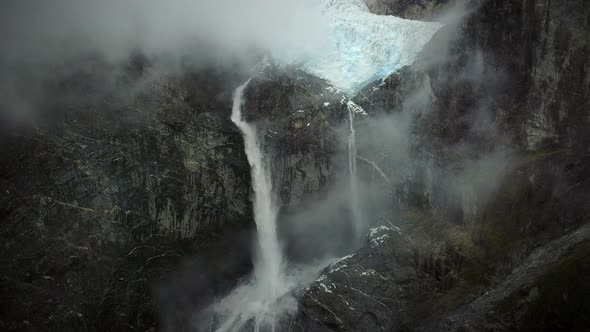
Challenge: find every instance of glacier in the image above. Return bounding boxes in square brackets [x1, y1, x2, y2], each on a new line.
[280, 0, 443, 95]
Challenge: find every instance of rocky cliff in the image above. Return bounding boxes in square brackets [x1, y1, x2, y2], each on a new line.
[291, 0, 590, 330]
[0, 61, 255, 331]
[1, 0, 589, 331]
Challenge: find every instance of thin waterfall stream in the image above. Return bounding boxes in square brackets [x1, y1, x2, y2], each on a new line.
[347, 104, 363, 239]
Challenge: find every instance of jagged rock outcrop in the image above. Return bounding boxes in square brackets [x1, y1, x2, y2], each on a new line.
[290, 224, 464, 331]
[293, 222, 590, 331]
[291, 226, 426, 331]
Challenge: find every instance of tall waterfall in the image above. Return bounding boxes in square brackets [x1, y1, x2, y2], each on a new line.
[212, 80, 290, 332]
[207, 0, 445, 327]
[231, 79, 284, 305]
[347, 104, 363, 239]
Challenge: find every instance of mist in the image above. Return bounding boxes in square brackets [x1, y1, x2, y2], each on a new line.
[274, 0, 515, 270]
[0, 0, 329, 124]
[156, 1, 515, 329]
[0, 0, 327, 64]
[1, 0, 516, 330]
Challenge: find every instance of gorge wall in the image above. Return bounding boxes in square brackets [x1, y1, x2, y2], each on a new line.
[288, 0, 590, 330]
[1, 0, 589, 331]
[0, 62, 256, 331]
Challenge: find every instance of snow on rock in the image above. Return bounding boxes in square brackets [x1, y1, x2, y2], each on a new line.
[299, 224, 420, 329]
[346, 100, 368, 116]
[368, 226, 394, 247]
[333, 253, 355, 265]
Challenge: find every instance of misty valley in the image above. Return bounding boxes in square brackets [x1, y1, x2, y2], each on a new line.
[1, 0, 589, 331]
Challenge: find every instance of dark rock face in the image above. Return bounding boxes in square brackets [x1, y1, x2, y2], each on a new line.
[419, 223, 590, 331]
[1, 0, 589, 331]
[291, 223, 590, 332]
[418, 0, 590, 232]
[293, 0, 590, 330]
[356, 0, 590, 233]
[243, 66, 348, 210]
[356, 67, 432, 115]
[0, 62, 254, 331]
[364, 0, 464, 20]
[242, 66, 366, 260]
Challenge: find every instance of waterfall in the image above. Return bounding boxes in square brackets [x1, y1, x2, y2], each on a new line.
[212, 79, 290, 332]
[348, 104, 357, 178]
[231, 79, 284, 303]
[347, 104, 363, 239]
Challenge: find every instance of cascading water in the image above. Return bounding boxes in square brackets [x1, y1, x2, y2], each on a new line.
[231, 80, 284, 309]
[211, 80, 291, 332]
[207, 1, 444, 329]
[348, 105, 357, 179]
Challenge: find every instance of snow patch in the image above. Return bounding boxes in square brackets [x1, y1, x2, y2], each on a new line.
[369, 225, 391, 236]
[330, 264, 348, 273]
[346, 100, 367, 116]
[318, 282, 333, 293]
[369, 226, 392, 246]
[325, 86, 341, 94]
[360, 270, 378, 277]
[333, 253, 355, 264]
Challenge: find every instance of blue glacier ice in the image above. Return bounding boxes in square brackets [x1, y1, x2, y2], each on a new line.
[280, 0, 443, 95]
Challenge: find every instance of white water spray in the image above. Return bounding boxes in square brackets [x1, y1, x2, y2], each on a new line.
[211, 80, 291, 332]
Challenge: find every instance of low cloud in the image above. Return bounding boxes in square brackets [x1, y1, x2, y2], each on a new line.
[0, 0, 328, 123]
[0, 0, 327, 64]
